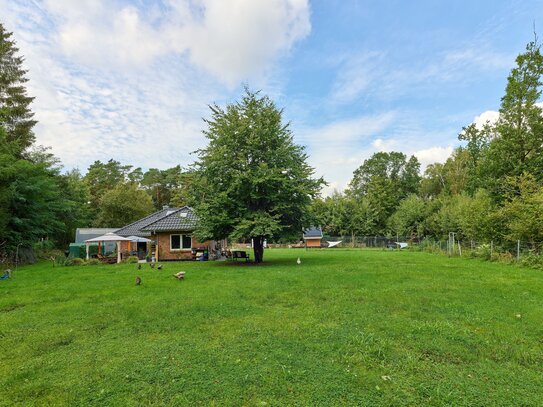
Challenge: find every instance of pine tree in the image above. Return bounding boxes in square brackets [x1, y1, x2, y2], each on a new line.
[0, 23, 36, 156]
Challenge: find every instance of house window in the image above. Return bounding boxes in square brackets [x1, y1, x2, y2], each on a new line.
[170, 234, 192, 250]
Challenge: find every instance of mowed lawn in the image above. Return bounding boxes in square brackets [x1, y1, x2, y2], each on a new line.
[1, 250, 542, 406]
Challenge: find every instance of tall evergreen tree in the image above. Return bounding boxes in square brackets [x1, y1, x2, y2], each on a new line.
[478, 38, 543, 197]
[0, 23, 36, 156]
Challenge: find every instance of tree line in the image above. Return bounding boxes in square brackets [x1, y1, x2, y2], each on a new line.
[311, 38, 543, 248]
[1, 20, 543, 262]
[0, 23, 195, 261]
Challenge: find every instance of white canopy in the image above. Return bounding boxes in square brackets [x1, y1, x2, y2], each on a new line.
[327, 241, 342, 248]
[84, 232, 131, 263]
[126, 235, 153, 243]
[85, 232, 132, 242]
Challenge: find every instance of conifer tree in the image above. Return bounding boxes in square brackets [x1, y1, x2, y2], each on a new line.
[0, 23, 36, 156]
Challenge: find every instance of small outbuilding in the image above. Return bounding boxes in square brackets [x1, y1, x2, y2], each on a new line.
[303, 227, 323, 248]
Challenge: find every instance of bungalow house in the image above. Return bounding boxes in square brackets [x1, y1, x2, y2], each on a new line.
[303, 226, 323, 248]
[115, 206, 222, 261]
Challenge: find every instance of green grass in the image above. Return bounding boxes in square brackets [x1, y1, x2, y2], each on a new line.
[1, 249, 542, 406]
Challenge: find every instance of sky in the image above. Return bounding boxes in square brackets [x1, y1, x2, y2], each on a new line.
[2, 0, 543, 195]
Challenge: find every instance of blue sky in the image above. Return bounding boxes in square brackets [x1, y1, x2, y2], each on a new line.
[2, 0, 543, 194]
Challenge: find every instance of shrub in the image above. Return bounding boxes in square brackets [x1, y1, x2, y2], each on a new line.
[71, 258, 86, 266]
[53, 254, 70, 266]
[86, 259, 101, 266]
[473, 244, 492, 260]
[33, 240, 57, 260]
[492, 252, 514, 264]
[520, 253, 543, 269]
[124, 256, 139, 264]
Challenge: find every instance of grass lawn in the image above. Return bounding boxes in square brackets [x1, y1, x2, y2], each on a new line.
[1, 249, 542, 406]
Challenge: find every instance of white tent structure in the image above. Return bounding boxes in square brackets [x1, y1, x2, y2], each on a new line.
[327, 240, 342, 248]
[85, 232, 132, 264]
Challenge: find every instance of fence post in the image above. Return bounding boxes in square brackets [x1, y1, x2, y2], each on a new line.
[458, 241, 462, 257]
[517, 240, 520, 261]
[491, 241, 493, 258]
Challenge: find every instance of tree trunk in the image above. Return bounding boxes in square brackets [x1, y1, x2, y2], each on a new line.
[253, 236, 264, 263]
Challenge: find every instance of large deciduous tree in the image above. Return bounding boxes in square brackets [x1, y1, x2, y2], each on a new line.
[477, 38, 543, 198]
[348, 152, 420, 233]
[191, 88, 324, 263]
[0, 24, 36, 156]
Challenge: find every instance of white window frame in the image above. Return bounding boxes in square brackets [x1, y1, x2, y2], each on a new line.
[170, 234, 192, 251]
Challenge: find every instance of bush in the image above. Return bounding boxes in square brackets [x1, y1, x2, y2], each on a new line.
[33, 240, 57, 260]
[86, 258, 101, 266]
[492, 251, 514, 264]
[124, 256, 139, 264]
[53, 255, 72, 266]
[473, 244, 492, 260]
[520, 253, 543, 269]
[71, 258, 86, 266]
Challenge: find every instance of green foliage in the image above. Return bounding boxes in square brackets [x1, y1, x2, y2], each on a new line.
[388, 194, 428, 238]
[33, 240, 56, 260]
[70, 257, 85, 266]
[140, 165, 188, 210]
[54, 169, 92, 247]
[52, 254, 72, 266]
[428, 191, 497, 242]
[473, 38, 543, 198]
[310, 192, 377, 237]
[94, 183, 154, 227]
[471, 244, 492, 261]
[348, 152, 420, 232]
[0, 23, 36, 156]
[84, 159, 136, 213]
[190, 88, 324, 262]
[500, 174, 543, 242]
[86, 258, 101, 266]
[124, 255, 139, 264]
[0, 128, 72, 260]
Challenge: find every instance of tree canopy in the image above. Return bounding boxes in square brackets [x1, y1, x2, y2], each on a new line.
[190, 88, 324, 262]
[0, 24, 36, 156]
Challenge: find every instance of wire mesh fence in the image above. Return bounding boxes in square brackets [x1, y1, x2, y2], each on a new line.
[306, 234, 543, 265]
[322, 236, 412, 248]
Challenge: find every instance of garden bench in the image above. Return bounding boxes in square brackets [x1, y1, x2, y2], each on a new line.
[232, 251, 250, 262]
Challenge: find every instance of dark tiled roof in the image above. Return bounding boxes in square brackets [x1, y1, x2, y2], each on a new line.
[141, 207, 198, 232]
[303, 226, 323, 239]
[115, 207, 185, 237]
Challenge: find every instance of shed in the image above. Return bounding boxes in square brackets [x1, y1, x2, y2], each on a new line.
[303, 227, 323, 248]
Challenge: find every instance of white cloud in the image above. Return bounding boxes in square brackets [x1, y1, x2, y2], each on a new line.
[0, 0, 310, 173]
[413, 146, 454, 168]
[177, 0, 311, 85]
[372, 137, 397, 151]
[44, 0, 311, 85]
[472, 110, 499, 129]
[330, 52, 384, 103]
[296, 113, 396, 195]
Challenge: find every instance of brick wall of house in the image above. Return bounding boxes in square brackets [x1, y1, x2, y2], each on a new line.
[154, 232, 213, 261]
